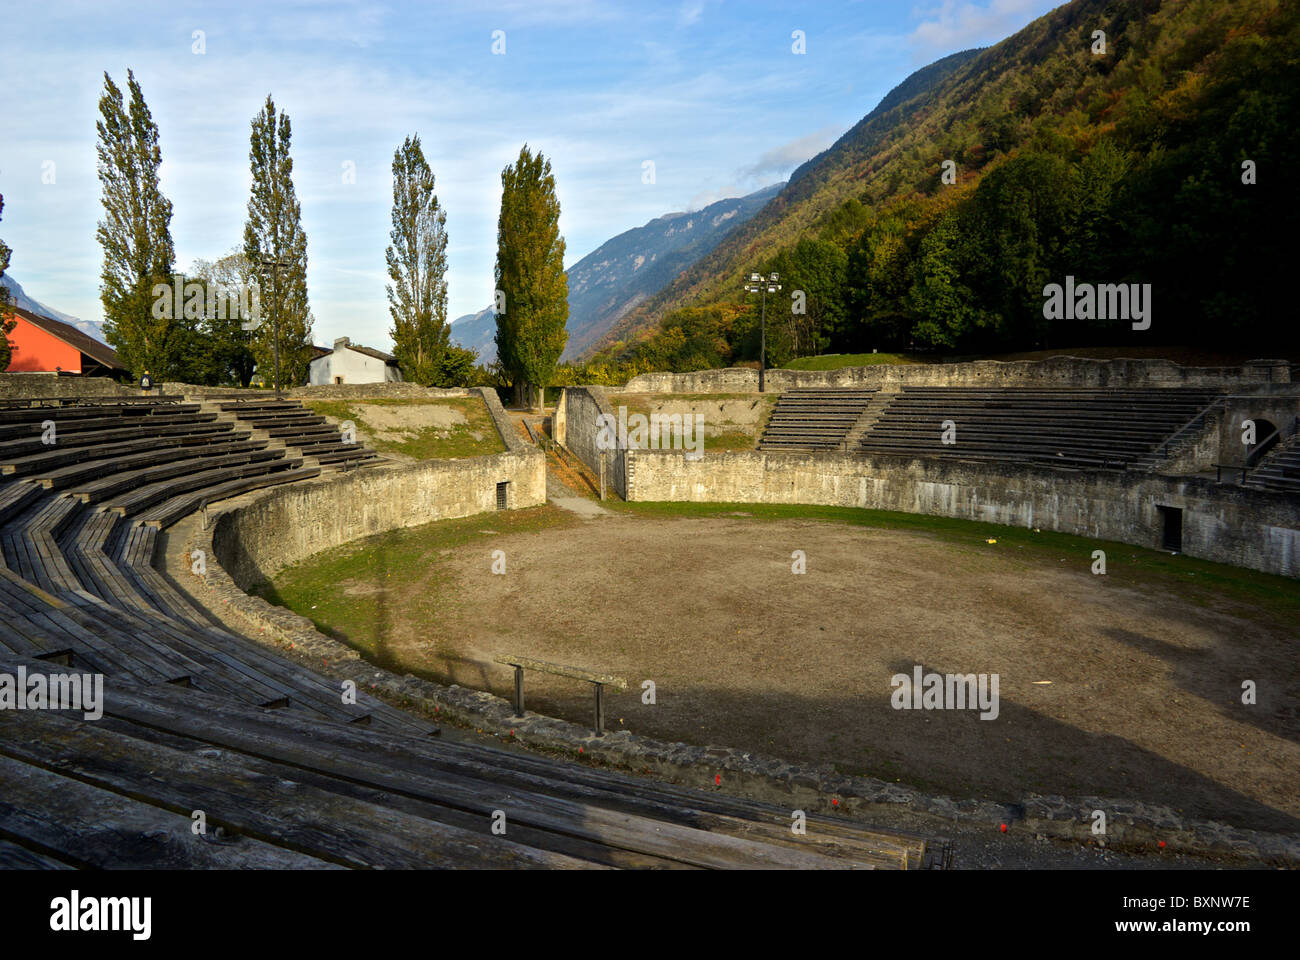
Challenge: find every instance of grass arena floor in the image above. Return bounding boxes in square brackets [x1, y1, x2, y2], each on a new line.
[257, 501, 1300, 835]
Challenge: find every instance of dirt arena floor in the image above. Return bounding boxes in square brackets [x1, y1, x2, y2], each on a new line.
[281, 509, 1299, 834]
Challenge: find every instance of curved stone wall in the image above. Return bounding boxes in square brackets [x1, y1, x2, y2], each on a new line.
[623, 449, 1300, 578]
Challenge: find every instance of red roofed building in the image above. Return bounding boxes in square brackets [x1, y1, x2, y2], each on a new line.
[2, 306, 125, 376]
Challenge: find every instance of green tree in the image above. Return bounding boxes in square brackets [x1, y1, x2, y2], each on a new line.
[847, 213, 913, 350]
[95, 70, 179, 379]
[966, 151, 1072, 345]
[386, 134, 452, 386]
[188, 250, 259, 386]
[0, 194, 15, 370]
[906, 210, 985, 349]
[494, 145, 568, 411]
[243, 95, 313, 390]
[436, 343, 479, 387]
[781, 237, 848, 356]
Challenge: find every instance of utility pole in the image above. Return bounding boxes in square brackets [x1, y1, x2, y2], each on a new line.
[743, 271, 781, 393]
[258, 255, 290, 396]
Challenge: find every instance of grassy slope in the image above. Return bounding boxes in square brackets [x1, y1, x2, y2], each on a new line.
[781, 353, 922, 369]
[302, 397, 505, 460]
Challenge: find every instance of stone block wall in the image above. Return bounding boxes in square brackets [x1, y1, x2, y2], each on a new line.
[624, 357, 1290, 394]
[212, 449, 545, 589]
[556, 386, 626, 498]
[0, 374, 133, 398]
[623, 449, 1300, 578]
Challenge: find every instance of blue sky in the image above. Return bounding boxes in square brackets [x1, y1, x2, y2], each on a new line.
[0, 0, 1061, 350]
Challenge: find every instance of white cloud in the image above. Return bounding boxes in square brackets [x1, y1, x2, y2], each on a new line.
[738, 126, 839, 181]
[678, 1, 706, 27]
[686, 185, 743, 211]
[909, 0, 1053, 54]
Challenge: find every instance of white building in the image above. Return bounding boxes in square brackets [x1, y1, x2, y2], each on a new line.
[308, 337, 403, 385]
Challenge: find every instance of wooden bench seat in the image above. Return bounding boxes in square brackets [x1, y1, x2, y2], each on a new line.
[2, 426, 244, 477]
[135, 463, 320, 529]
[69, 448, 285, 504]
[32, 438, 266, 491]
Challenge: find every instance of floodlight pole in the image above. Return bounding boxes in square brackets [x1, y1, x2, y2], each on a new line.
[743, 272, 781, 393]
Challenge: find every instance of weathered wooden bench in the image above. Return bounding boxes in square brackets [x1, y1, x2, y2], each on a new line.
[495, 654, 628, 735]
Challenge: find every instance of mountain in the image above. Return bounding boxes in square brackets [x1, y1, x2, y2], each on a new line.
[559, 182, 784, 360]
[450, 182, 784, 364]
[448, 306, 497, 364]
[590, 47, 981, 355]
[0, 273, 107, 344]
[596, 0, 1299, 362]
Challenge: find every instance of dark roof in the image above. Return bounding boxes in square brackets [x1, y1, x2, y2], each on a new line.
[9, 305, 125, 371]
[345, 343, 399, 365]
[309, 344, 332, 360]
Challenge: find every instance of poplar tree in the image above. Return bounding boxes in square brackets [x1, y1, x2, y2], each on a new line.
[95, 70, 179, 378]
[0, 194, 15, 370]
[243, 95, 313, 389]
[386, 134, 450, 385]
[493, 145, 568, 410]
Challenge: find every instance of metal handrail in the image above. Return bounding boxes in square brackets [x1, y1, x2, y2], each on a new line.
[1149, 396, 1226, 462]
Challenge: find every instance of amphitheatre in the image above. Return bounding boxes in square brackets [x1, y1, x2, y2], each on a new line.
[0, 355, 1298, 870]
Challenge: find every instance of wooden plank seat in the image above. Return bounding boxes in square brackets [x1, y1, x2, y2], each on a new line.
[0, 608, 122, 679]
[759, 389, 878, 451]
[4, 537, 361, 717]
[217, 400, 303, 413]
[0, 480, 42, 526]
[259, 421, 334, 439]
[1, 425, 244, 477]
[31, 437, 266, 491]
[860, 440, 1165, 464]
[99, 458, 299, 518]
[68, 448, 285, 505]
[96, 524, 222, 632]
[0, 413, 172, 441]
[0, 414, 220, 458]
[855, 388, 1223, 468]
[236, 408, 320, 421]
[77, 531, 436, 733]
[0, 751, 337, 870]
[264, 426, 338, 445]
[863, 425, 1164, 451]
[0, 569, 195, 685]
[308, 445, 377, 465]
[0, 394, 182, 407]
[0, 663, 918, 869]
[0, 399, 192, 420]
[3, 494, 83, 592]
[0, 705, 583, 870]
[134, 463, 321, 529]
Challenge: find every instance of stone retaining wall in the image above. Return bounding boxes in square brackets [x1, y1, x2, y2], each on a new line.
[0, 373, 133, 398]
[289, 382, 472, 400]
[555, 386, 627, 498]
[625, 357, 1292, 394]
[210, 386, 540, 587]
[623, 449, 1300, 578]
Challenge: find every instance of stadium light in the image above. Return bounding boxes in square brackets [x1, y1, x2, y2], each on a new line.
[742, 270, 783, 392]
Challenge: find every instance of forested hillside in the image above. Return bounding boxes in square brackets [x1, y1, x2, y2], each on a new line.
[593, 0, 1298, 371]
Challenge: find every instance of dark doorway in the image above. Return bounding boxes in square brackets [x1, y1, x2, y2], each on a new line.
[1157, 505, 1183, 552]
[1245, 417, 1280, 464]
[496, 481, 509, 510]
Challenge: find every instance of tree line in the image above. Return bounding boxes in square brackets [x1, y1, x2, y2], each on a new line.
[73, 71, 568, 400]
